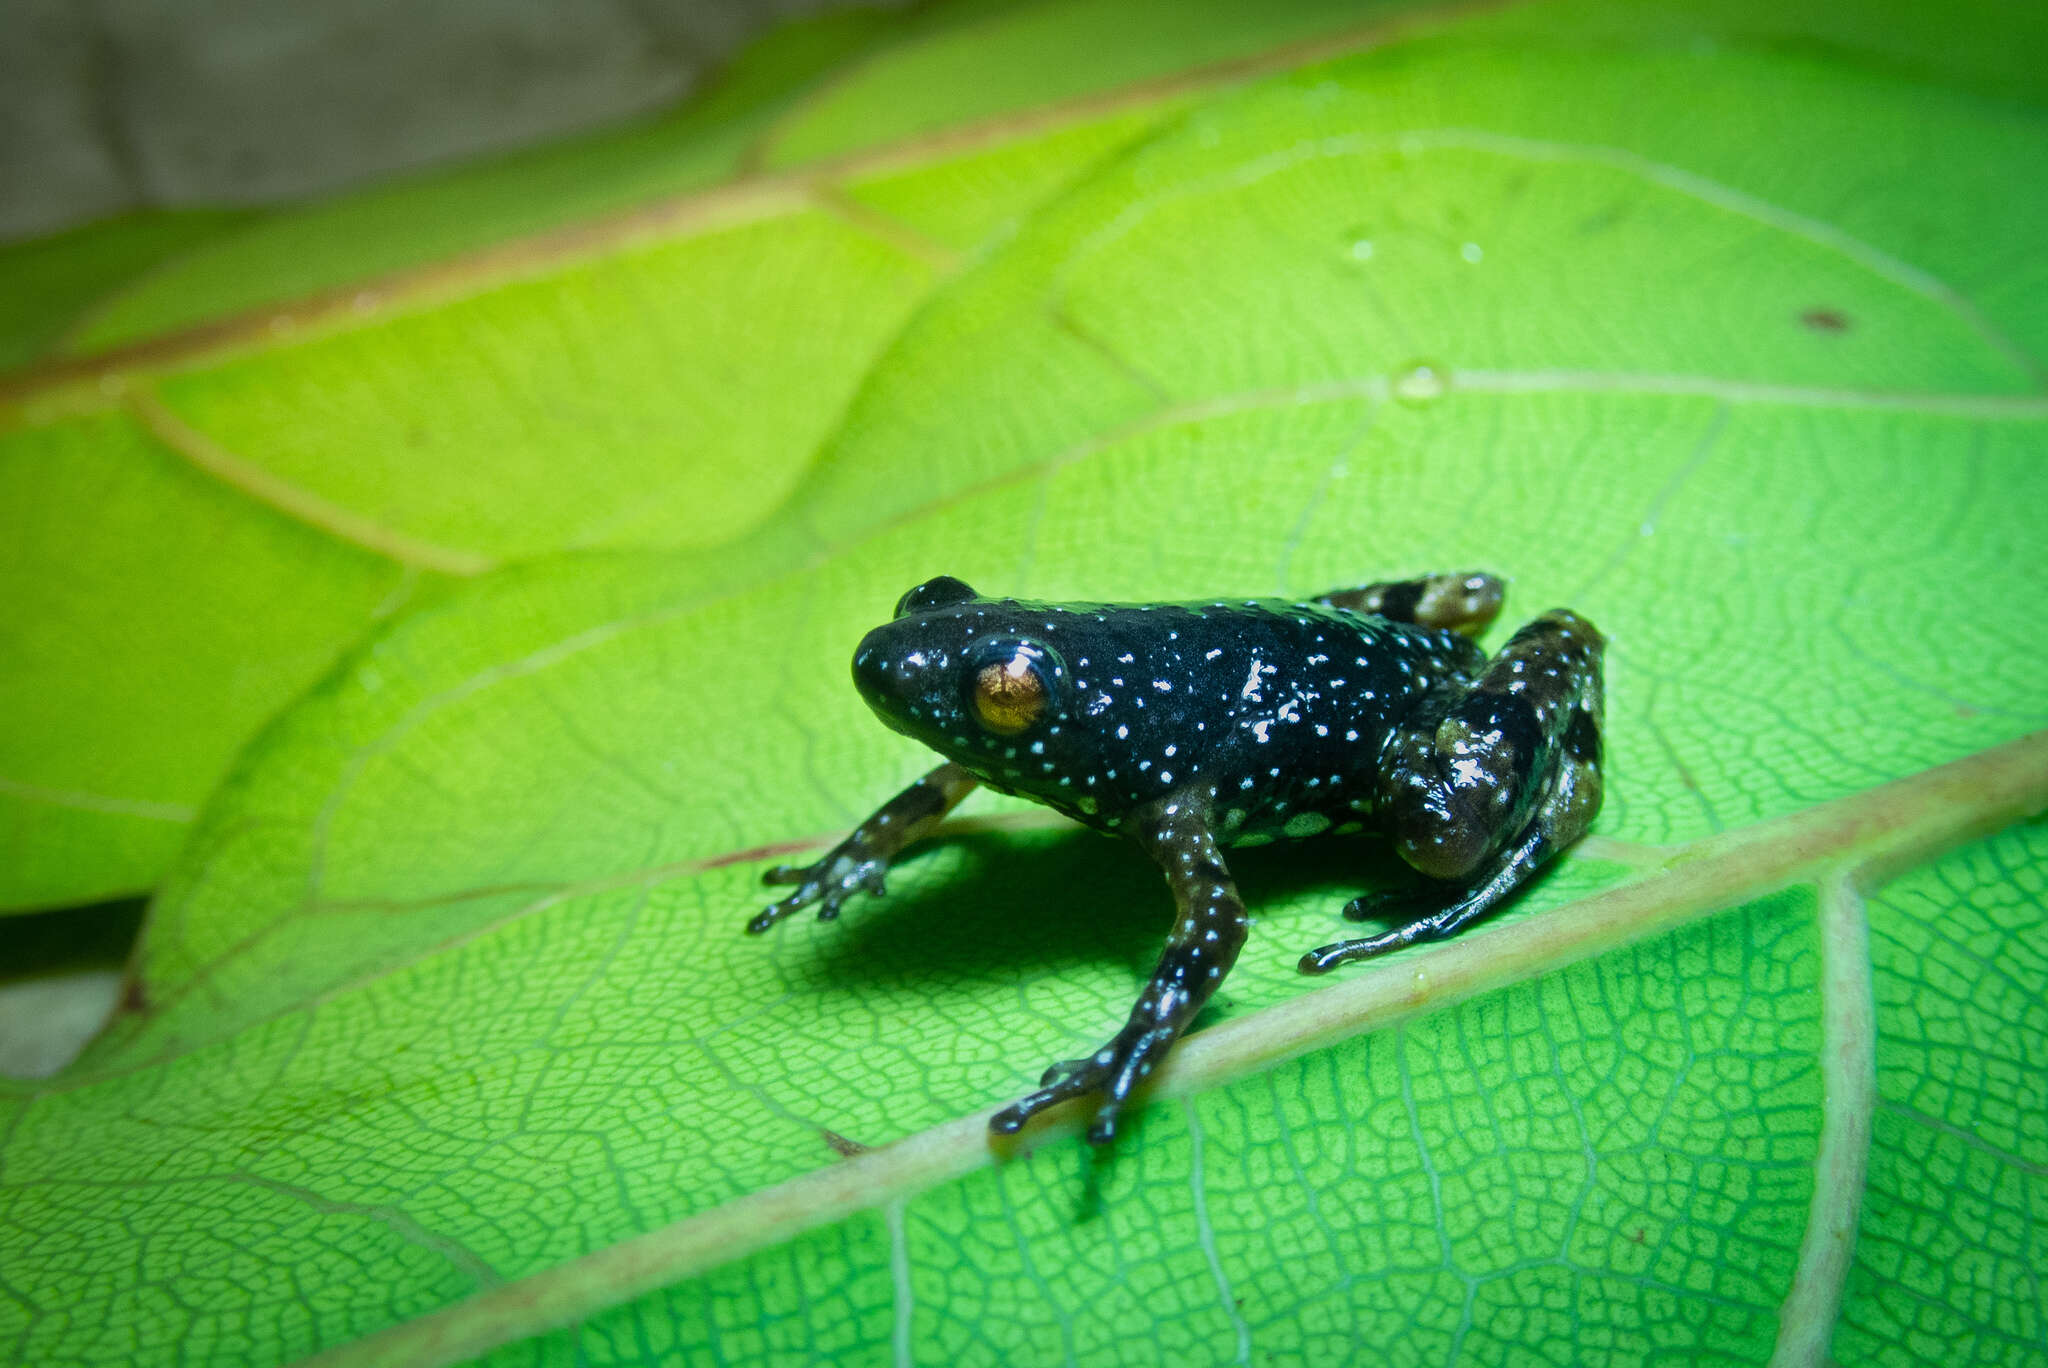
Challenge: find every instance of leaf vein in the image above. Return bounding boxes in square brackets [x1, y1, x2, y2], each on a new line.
[1769, 877, 1877, 1368]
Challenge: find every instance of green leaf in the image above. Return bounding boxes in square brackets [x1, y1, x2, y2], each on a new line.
[0, 0, 1219, 910]
[0, 410, 411, 909]
[5, 3, 2048, 1367]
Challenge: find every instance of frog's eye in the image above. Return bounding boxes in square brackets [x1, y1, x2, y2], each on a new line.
[895, 576, 978, 619]
[964, 639, 1056, 736]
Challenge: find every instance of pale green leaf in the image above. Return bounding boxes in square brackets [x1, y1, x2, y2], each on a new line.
[0, 0, 1302, 911]
[0, 412, 409, 909]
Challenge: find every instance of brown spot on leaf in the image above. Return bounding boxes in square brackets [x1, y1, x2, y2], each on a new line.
[1799, 307, 1851, 333]
[707, 837, 819, 871]
[118, 977, 149, 1015]
[821, 1128, 870, 1158]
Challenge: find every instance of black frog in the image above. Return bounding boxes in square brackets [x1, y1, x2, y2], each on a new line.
[749, 571, 1604, 1144]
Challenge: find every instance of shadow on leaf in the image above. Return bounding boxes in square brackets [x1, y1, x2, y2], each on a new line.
[780, 825, 1414, 999]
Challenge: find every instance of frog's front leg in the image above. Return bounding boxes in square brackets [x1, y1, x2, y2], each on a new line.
[1302, 610, 1604, 973]
[989, 800, 1247, 1145]
[747, 763, 978, 934]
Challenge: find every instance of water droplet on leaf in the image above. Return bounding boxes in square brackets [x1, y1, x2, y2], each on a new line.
[1393, 363, 1448, 405]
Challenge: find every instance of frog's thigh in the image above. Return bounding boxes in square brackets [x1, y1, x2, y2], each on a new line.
[1380, 609, 1604, 881]
[1316, 571, 1503, 636]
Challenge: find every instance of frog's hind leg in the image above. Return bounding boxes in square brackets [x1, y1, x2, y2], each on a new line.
[1316, 571, 1504, 637]
[1301, 609, 1604, 973]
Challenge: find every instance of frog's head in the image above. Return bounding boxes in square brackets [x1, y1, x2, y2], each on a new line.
[852, 576, 1077, 786]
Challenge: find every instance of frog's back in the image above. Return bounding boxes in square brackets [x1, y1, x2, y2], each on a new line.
[957, 595, 1483, 841]
[1104, 597, 1485, 843]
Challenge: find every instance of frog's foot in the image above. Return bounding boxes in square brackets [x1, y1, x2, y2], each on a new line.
[743, 763, 979, 937]
[1298, 824, 1554, 973]
[989, 1023, 1174, 1146]
[1302, 884, 1488, 973]
[747, 852, 888, 934]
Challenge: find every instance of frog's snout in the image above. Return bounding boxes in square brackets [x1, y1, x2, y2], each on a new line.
[851, 627, 945, 716]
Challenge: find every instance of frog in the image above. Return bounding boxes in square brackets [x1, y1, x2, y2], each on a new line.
[748, 570, 1604, 1145]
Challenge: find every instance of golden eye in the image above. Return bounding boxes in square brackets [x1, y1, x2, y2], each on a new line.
[970, 651, 1046, 735]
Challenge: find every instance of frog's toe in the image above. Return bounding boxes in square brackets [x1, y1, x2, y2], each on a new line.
[820, 865, 887, 918]
[747, 860, 832, 932]
[1036, 1052, 1100, 1087]
[816, 881, 868, 920]
[1298, 926, 1415, 973]
[988, 1093, 1044, 1135]
[995, 1081, 1127, 1144]
[1084, 1107, 1125, 1146]
[746, 887, 814, 935]
[1340, 885, 1434, 923]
